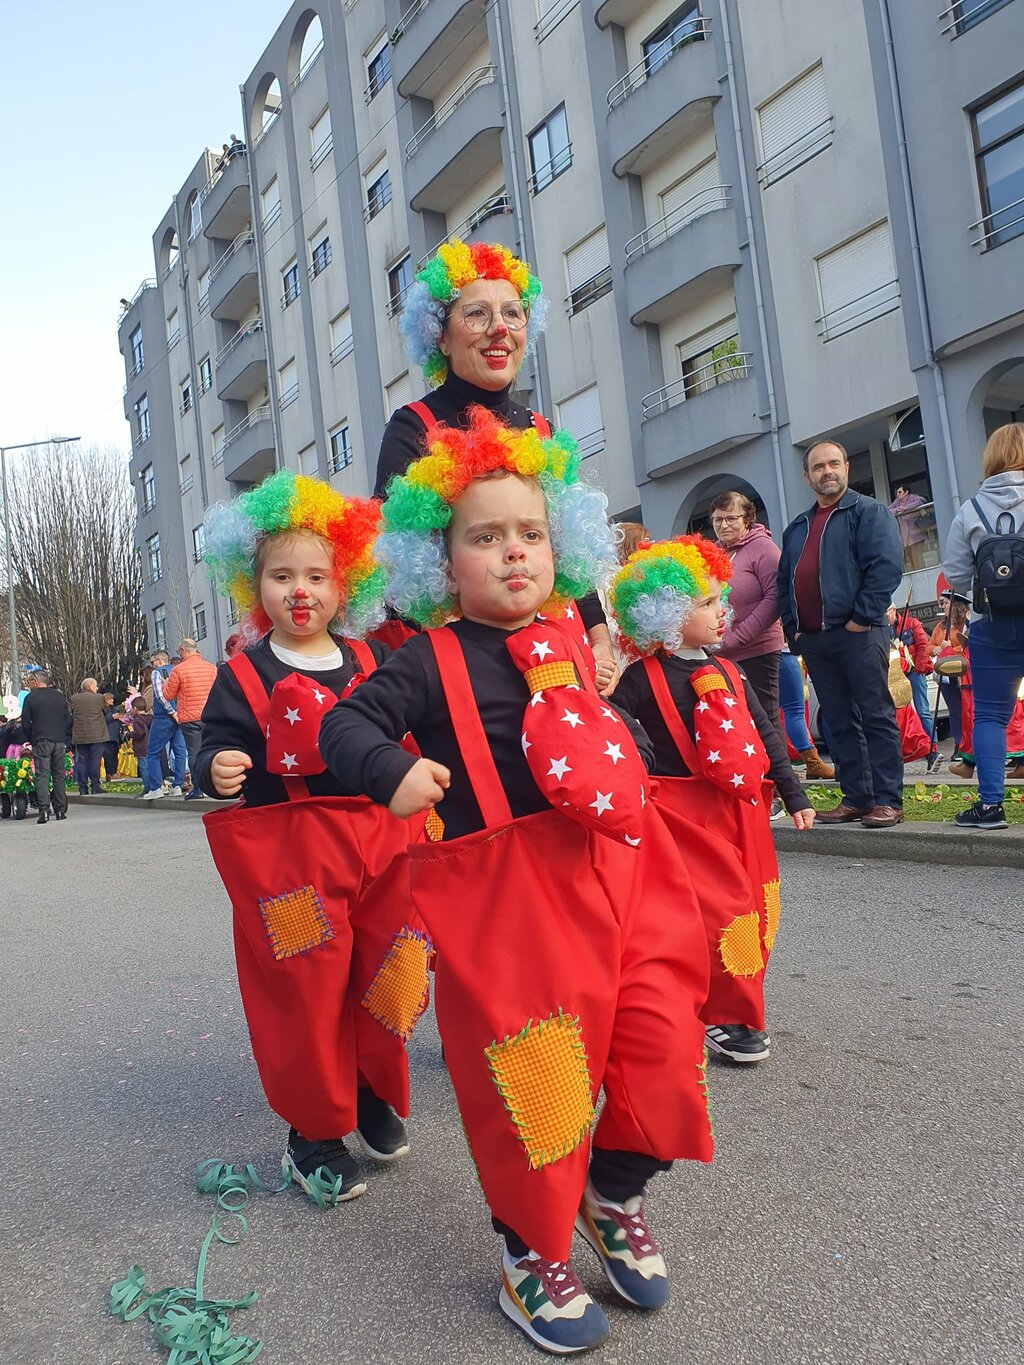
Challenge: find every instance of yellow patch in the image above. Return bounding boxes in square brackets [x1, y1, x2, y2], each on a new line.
[718, 911, 764, 978]
[762, 879, 782, 952]
[692, 671, 730, 698]
[523, 661, 578, 695]
[361, 927, 432, 1041]
[485, 1011, 595, 1169]
[258, 885, 333, 961]
[424, 808, 445, 842]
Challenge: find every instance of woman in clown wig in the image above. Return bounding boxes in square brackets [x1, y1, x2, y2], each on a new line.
[610, 536, 814, 1066]
[194, 471, 433, 1206]
[373, 235, 617, 690]
[321, 408, 715, 1357]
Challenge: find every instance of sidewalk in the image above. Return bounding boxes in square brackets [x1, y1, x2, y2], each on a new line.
[64, 791, 218, 814]
[773, 819, 1024, 869]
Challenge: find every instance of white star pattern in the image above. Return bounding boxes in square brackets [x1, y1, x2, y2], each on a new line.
[590, 791, 614, 816]
[530, 638, 554, 661]
[530, 693, 547, 708]
[547, 756, 572, 780]
[750, 717, 757, 729]
[284, 707, 301, 726]
[640, 787, 647, 808]
[566, 606, 575, 620]
[743, 743, 757, 757]
[560, 709, 583, 728]
[522, 734, 532, 754]
[582, 633, 590, 646]
[729, 773, 745, 788]
[719, 718, 735, 733]
[696, 700, 710, 714]
[624, 835, 642, 847]
[603, 741, 624, 765]
[707, 749, 721, 764]
[723, 695, 737, 709]
[600, 707, 619, 723]
[281, 753, 298, 771]
[311, 689, 327, 705]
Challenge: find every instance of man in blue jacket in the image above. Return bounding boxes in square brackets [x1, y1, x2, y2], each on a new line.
[777, 441, 905, 827]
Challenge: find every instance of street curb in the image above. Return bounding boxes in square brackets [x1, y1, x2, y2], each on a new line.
[64, 794, 216, 814]
[773, 821, 1024, 869]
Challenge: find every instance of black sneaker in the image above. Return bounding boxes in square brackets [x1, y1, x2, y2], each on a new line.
[705, 1024, 770, 1064]
[283, 1129, 367, 1205]
[769, 796, 786, 821]
[355, 1087, 410, 1162]
[954, 800, 1008, 830]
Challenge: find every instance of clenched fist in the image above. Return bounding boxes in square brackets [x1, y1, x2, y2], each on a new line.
[211, 748, 253, 797]
[389, 757, 451, 818]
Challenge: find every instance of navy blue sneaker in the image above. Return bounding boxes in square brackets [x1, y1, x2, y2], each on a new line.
[499, 1248, 609, 1354]
[574, 1181, 669, 1310]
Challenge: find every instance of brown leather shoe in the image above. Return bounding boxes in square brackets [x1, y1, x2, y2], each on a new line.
[861, 805, 905, 828]
[815, 803, 873, 823]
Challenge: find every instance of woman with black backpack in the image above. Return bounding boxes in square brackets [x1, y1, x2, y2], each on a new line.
[943, 422, 1024, 829]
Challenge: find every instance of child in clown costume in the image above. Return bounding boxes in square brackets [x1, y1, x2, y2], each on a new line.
[610, 536, 814, 1066]
[320, 408, 715, 1356]
[194, 471, 432, 1205]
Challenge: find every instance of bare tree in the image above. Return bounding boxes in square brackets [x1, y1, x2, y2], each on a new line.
[4, 443, 146, 693]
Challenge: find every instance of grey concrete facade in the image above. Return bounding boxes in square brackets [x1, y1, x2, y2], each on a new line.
[118, 0, 1024, 652]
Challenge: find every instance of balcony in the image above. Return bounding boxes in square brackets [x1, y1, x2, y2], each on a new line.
[201, 149, 250, 241]
[418, 191, 516, 265]
[640, 355, 767, 478]
[939, 0, 1014, 36]
[208, 231, 259, 320]
[969, 193, 1024, 252]
[393, 0, 487, 99]
[222, 405, 275, 483]
[215, 321, 268, 402]
[593, 0, 633, 24]
[624, 192, 739, 325]
[607, 21, 718, 178]
[404, 66, 503, 213]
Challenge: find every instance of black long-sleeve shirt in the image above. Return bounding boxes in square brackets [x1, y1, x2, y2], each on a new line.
[612, 652, 810, 815]
[319, 618, 653, 841]
[20, 687, 72, 744]
[194, 634, 389, 808]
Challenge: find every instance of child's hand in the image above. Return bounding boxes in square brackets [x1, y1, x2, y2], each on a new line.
[211, 749, 252, 796]
[594, 656, 618, 696]
[791, 807, 815, 830]
[389, 758, 450, 818]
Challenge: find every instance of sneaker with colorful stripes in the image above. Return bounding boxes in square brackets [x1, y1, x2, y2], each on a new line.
[499, 1247, 609, 1354]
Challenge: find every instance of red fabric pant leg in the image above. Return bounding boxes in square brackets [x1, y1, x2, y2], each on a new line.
[592, 797, 714, 1158]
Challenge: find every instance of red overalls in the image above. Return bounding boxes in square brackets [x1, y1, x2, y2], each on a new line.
[641, 655, 781, 1032]
[202, 645, 432, 1139]
[405, 627, 713, 1262]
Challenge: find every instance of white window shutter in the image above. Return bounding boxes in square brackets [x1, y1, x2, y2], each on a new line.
[678, 315, 738, 364]
[816, 222, 899, 338]
[757, 64, 831, 183]
[566, 227, 610, 291]
[660, 156, 723, 223]
[385, 371, 414, 416]
[312, 108, 331, 151]
[331, 311, 353, 349]
[557, 385, 604, 457]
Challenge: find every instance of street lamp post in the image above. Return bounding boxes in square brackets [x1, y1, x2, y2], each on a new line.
[1, 436, 80, 689]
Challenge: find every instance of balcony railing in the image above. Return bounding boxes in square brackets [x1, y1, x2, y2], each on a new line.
[309, 241, 333, 279]
[290, 37, 324, 89]
[816, 279, 900, 342]
[642, 351, 753, 420]
[180, 475, 194, 495]
[625, 184, 731, 262]
[969, 194, 1024, 250]
[535, 0, 579, 41]
[262, 200, 283, 231]
[179, 393, 193, 417]
[576, 427, 605, 459]
[418, 191, 512, 265]
[311, 133, 333, 172]
[215, 319, 264, 367]
[406, 66, 497, 158]
[364, 179, 393, 222]
[939, 0, 1011, 36]
[396, 0, 429, 33]
[193, 549, 206, 564]
[141, 495, 157, 516]
[211, 445, 225, 467]
[167, 330, 180, 350]
[330, 334, 355, 365]
[279, 384, 300, 411]
[253, 108, 281, 148]
[757, 116, 834, 188]
[565, 266, 613, 316]
[209, 230, 254, 285]
[122, 357, 145, 395]
[200, 144, 247, 202]
[223, 405, 271, 450]
[607, 17, 710, 109]
[118, 278, 155, 325]
[528, 146, 573, 195]
[892, 500, 942, 573]
[386, 284, 413, 319]
[281, 277, 301, 310]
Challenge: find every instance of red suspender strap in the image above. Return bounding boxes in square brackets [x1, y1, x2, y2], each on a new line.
[425, 628, 514, 828]
[531, 412, 552, 438]
[715, 656, 745, 696]
[345, 638, 376, 676]
[227, 652, 309, 801]
[405, 400, 437, 433]
[640, 655, 701, 771]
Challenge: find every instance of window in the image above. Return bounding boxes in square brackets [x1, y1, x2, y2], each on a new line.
[815, 221, 900, 341]
[565, 228, 612, 315]
[659, 156, 726, 232]
[946, 0, 1014, 36]
[557, 385, 605, 459]
[365, 34, 391, 103]
[179, 455, 193, 495]
[642, 2, 704, 78]
[279, 359, 299, 410]
[193, 524, 206, 563]
[677, 319, 744, 399]
[282, 259, 301, 308]
[330, 310, 354, 364]
[299, 443, 319, 476]
[193, 605, 207, 642]
[386, 254, 414, 317]
[212, 424, 225, 465]
[180, 377, 193, 416]
[385, 372, 413, 417]
[188, 194, 202, 240]
[310, 108, 332, 170]
[757, 63, 832, 188]
[972, 79, 1024, 249]
[198, 269, 210, 315]
[529, 105, 572, 194]
[310, 230, 331, 278]
[167, 309, 179, 348]
[199, 354, 213, 394]
[141, 464, 156, 513]
[329, 424, 353, 473]
[261, 177, 282, 230]
[153, 605, 167, 651]
[147, 533, 163, 583]
[135, 395, 150, 443]
[129, 326, 144, 376]
[365, 164, 392, 220]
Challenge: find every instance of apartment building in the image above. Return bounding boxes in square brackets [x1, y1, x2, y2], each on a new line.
[118, 0, 1024, 652]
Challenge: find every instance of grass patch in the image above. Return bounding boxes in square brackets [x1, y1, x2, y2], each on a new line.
[804, 784, 1024, 824]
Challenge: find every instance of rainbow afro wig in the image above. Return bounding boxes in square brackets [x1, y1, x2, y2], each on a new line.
[399, 237, 548, 387]
[203, 469, 386, 642]
[609, 535, 734, 660]
[377, 405, 617, 627]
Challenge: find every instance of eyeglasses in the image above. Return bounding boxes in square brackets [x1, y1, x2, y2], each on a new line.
[452, 302, 529, 332]
[711, 514, 743, 525]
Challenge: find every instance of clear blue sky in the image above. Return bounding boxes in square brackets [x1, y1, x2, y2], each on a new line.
[0, 0, 291, 457]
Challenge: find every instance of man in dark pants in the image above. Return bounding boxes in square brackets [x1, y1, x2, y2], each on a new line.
[777, 441, 905, 827]
[19, 671, 71, 823]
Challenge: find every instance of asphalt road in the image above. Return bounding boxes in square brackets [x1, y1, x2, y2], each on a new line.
[2, 807, 1021, 1365]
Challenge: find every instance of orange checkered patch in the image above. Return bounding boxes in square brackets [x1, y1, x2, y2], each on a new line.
[691, 671, 730, 698]
[718, 911, 764, 978]
[424, 808, 445, 842]
[361, 926, 433, 1041]
[485, 1010, 595, 1170]
[523, 661, 578, 695]
[258, 884, 334, 961]
[762, 879, 782, 952]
